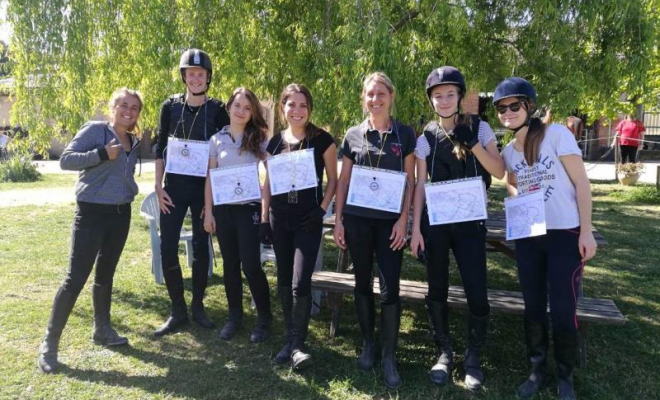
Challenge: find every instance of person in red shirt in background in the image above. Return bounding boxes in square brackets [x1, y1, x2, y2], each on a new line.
[612, 114, 646, 163]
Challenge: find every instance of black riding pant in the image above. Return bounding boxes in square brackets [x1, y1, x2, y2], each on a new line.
[214, 203, 270, 313]
[58, 202, 131, 299]
[343, 214, 402, 305]
[270, 210, 322, 298]
[159, 179, 210, 305]
[516, 228, 584, 334]
[421, 212, 490, 318]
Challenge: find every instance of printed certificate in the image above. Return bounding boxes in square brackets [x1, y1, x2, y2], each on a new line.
[504, 191, 547, 240]
[425, 177, 488, 225]
[267, 148, 318, 196]
[210, 162, 261, 205]
[347, 165, 407, 213]
[165, 138, 209, 177]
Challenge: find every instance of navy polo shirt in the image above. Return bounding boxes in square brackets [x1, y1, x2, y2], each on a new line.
[341, 119, 416, 219]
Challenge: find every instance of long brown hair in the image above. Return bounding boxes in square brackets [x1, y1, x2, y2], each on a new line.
[279, 83, 321, 139]
[452, 113, 477, 160]
[227, 87, 268, 159]
[523, 116, 546, 166]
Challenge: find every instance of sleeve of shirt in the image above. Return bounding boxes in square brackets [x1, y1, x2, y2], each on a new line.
[213, 99, 230, 132]
[615, 120, 623, 133]
[637, 121, 646, 133]
[266, 135, 279, 156]
[415, 134, 431, 159]
[401, 127, 416, 158]
[59, 123, 104, 171]
[552, 124, 582, 157]
[501, 145, 515, 172]
[155, 99, 171, 160]
[260, 138, 269, 155]
[208, 135, 219, 159]
[315, 130, 335, 155]
[478, 121, 496, 147]
[341, 130, 357, 163]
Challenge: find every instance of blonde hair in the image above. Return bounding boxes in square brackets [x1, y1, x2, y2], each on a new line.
[361, 72, 396, 115]
[108, 87, 143, 136]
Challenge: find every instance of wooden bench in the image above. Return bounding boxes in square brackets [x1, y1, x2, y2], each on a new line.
[311, 271, 626, 367]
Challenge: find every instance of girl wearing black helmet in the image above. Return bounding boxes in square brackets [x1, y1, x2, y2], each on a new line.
[333, 72, 416, 389]
[153, 49, 230, 336]
[410, 66, 504, 390]
[494, 77, 596, 400]
[261, 84, 337, 370]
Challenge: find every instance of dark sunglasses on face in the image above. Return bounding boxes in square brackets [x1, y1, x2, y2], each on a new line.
[496, 101, 524, 114]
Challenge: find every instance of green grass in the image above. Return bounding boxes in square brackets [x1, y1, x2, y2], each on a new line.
[0, 172, 155, 191]
[0, 180, 658, 399]
[608, 184, 660, 204]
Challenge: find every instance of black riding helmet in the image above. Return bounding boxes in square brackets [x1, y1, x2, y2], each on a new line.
[492, 77, 536, 109]
[493, 77, 537, 131]
[425, 66, 466, 118]
[179, 48, 213, 86]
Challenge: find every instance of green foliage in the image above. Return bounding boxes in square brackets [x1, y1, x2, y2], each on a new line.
[6, 0, 659, 154]
[609, 185, 660, 204]
[0, 154, 42, 182]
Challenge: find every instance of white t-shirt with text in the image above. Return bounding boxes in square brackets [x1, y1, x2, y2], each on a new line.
[501, 123, 583, 230]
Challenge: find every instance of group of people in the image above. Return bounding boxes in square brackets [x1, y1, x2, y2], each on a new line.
[37, 48, 597, 400]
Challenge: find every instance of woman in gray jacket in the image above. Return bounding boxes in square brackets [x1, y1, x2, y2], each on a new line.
[38, 87, 143, 373]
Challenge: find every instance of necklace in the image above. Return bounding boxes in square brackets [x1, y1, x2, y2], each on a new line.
[178, 97, 206, 157]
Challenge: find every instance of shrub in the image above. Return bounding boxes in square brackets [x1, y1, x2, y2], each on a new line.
[616, 162, 644, 175]
[0, 154, 42, 182]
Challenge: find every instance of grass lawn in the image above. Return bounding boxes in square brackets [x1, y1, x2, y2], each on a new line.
[0, 180, 658, 399]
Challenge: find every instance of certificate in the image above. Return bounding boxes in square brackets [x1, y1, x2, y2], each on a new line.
[165, 138, 209, 177]
[347, 165, 407, 213]
[267, 148, 318, 196]
[504, 190, 547, 240]
[210, 162, 262, 205]
[425, 177, 488, 225]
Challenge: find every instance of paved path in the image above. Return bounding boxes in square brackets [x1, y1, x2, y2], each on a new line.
[0, 160, 657, 208]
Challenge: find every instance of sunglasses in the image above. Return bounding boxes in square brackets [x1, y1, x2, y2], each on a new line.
[496, 101, 524, 114]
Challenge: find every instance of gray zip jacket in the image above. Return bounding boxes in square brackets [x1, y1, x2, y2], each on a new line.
[60, 121, 140, 205]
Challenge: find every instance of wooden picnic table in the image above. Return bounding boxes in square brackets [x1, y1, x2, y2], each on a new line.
[323, 211, 608, 269]
[317, 212, 615, 367]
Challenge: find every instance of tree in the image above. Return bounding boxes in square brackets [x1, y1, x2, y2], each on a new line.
[6, 0, 658, 155]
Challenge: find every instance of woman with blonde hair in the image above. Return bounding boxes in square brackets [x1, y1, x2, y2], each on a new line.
[333, 72, 416, 388]
[38, 87, 143, 373]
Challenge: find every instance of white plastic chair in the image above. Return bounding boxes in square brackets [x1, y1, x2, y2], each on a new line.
[140, 191, 214, 284]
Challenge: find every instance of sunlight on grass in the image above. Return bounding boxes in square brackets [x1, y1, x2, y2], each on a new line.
[0, 180, 658, 399]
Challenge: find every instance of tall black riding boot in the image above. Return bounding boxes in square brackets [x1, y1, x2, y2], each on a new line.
[218, 307, 243, 340]
[425, 297, 453, 386]
[516, 319, 549, 399]
[555, 332, 579, 400]
[38, 287, 79, 373]
[92, 283, 128, 346]
[380, 302, 402, 389]
[274, 288, 294, 364]
[191, 259, 215, 329]
[291, 295, 313, 370]
[464, 313, 489, 391]
[355, 293, 376, 370]
[154, 266, 189, 336]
